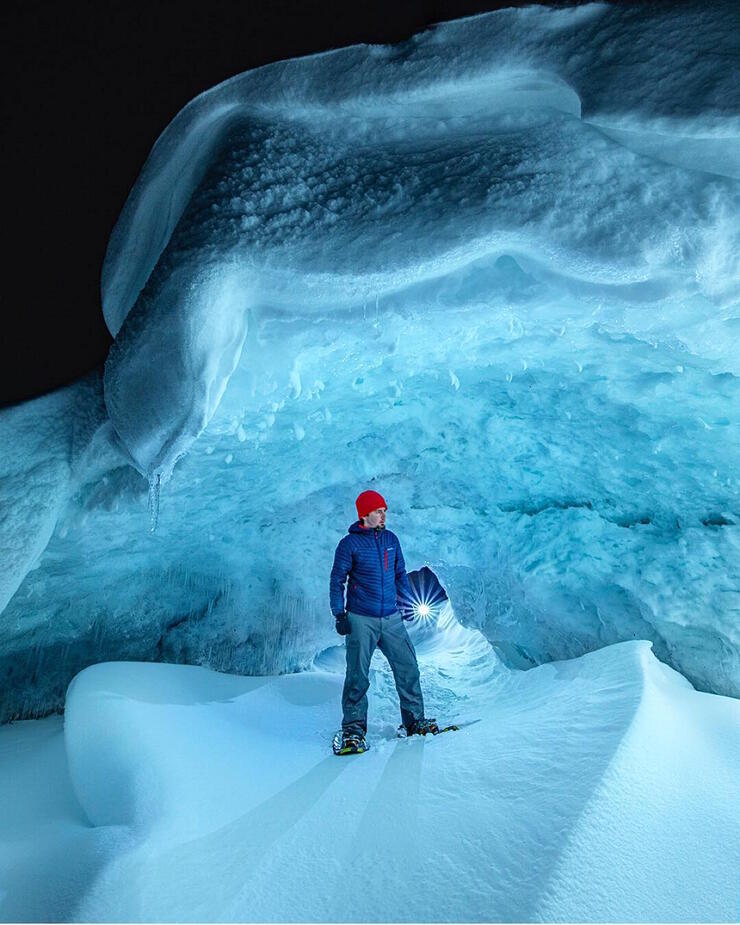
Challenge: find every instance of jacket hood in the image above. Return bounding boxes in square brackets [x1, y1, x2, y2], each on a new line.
[348, 520, 385, 534]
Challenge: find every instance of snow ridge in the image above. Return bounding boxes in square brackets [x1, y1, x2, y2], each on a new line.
[55, 624, 740, 922]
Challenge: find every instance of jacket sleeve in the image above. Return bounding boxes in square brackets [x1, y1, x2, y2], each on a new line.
[394, 540, 415, 612]
[330, 538, 352, 616]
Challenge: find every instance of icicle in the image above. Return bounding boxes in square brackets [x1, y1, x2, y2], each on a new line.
[148, 472, 162, 534]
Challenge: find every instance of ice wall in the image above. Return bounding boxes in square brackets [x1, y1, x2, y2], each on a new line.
[1, 2, 739, 720]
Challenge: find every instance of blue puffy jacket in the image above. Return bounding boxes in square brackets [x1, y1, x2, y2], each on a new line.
[330, 521, 414, 618]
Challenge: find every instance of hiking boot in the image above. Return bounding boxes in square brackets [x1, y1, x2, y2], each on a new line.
[401, 717, 440, 737]
[333, 729, 369, 755]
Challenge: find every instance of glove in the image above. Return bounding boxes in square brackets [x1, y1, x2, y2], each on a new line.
[335, 612, 351, 636]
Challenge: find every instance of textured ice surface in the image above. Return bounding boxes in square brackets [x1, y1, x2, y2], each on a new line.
[0, 2, 739, 719]
[1, 623, 739, 922]
[102, 1, 740, 481]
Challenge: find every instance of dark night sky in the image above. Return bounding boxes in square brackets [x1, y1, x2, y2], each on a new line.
[2, 0, 654, 408]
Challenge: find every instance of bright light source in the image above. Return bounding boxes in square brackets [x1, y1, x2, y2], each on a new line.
[416, 603, 431, 617]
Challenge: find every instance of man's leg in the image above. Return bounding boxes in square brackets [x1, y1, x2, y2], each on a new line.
[378, 612, 424, 730]
[342, 612, 381, 735]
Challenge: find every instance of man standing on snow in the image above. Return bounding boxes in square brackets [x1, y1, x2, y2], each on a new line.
[329, 489, 438, 754]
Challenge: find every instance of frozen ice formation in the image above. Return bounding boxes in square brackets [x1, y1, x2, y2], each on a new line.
[102, 1, 740, 482]
[0, 2, 739, 720]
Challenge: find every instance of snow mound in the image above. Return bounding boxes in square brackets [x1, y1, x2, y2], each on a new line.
[538, 642, 740, 921]
[64, 661, 271, 828]
[60, 627, 740, 922]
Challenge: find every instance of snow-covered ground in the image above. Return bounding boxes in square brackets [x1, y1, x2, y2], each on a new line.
[1, 608, 738, 922]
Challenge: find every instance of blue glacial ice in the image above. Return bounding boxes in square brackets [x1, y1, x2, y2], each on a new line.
[0, 1, 739, 721]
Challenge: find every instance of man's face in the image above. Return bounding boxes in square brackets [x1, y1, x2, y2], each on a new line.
[363, 507, 386, 528]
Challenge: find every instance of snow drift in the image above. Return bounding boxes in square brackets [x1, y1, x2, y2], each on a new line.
[1, 613, 738, 921]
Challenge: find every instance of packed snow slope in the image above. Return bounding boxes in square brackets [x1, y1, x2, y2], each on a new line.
[1, 615, 738, 922]
[0, 1, 739, 720]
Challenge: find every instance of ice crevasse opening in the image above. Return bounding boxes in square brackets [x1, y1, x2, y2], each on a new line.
[0, 0, 738, 720]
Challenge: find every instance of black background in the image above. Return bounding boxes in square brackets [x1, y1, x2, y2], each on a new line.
[2, 0, 655, 407]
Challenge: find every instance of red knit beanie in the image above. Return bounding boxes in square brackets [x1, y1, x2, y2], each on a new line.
[355, 489, 387, 519]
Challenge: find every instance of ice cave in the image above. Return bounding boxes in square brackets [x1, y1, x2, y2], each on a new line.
[1, 2, 738, 921]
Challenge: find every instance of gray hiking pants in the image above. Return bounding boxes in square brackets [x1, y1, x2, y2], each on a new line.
[342, 610, 424, 734]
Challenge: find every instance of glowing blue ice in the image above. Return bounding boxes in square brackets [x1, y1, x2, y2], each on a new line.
[0, 1, 738, 720]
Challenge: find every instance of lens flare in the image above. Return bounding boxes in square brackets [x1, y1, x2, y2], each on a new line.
[399, 568, 447, 623]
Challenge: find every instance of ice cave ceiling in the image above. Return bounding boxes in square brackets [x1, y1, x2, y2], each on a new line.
[0, 1, 738, 721]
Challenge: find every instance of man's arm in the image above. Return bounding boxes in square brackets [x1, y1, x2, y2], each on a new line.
[394, 540, 415, 614]
[330, 538, 352, 616]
